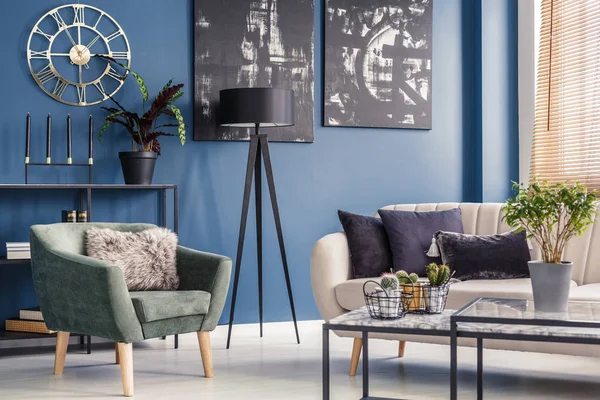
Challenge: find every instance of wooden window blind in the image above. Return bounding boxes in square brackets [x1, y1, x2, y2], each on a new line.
[531, 0, 600, 189]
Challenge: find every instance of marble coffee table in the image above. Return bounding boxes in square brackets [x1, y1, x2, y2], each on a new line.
[450, 298, 600, 400]
[323, 298, 600, 400]
[323, 307, 454, 400]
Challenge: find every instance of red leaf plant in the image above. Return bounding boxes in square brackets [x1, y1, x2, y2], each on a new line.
[97, 55, 186, 155]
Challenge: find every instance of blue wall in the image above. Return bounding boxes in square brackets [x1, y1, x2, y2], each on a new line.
[0, 0, 518, 330]
[481, 0, 520, 202]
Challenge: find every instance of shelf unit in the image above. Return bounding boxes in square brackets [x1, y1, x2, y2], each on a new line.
[0, 329, 86, 341]
[0, 183, 179, 353]
[0, 257, 29, 265]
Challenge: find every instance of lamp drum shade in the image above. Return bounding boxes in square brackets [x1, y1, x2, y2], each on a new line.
[219, 88, 295, 128]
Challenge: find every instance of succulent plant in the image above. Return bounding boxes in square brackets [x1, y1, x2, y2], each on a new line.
[380, 272, 400, 293]
[426, 263, 452, 286]
[437, 264, 451, 285]
[395, 270, 418, 285]
[395, 270, 409, 283]
[408, 273, 419, 283]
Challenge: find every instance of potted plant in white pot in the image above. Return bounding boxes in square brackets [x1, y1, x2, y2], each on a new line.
[503, 181, 597, 312]
[98, 56, 186, 184]
[424, 263, 451, 313]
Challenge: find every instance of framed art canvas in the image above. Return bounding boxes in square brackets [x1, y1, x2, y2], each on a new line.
[194, 0, 315, 142]
[324, 0, 433, 129]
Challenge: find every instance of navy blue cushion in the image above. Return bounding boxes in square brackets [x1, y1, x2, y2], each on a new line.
[379, 208, 464, 276]
[338, 210, 393, 279]
[435, 230, 531, 281]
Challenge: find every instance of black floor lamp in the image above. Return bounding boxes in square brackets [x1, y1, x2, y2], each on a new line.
[219, 87, 300, 349]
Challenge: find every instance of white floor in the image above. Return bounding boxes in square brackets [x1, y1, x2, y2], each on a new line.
[1, 320, 600, 399]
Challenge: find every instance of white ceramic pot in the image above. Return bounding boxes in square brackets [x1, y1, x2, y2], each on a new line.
[528, 261, 573, 312]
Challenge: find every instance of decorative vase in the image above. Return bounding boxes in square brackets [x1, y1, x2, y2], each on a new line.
[401, 283, 424, 311]
[528, 261, 573, 312]
[119, 151, 157, 185]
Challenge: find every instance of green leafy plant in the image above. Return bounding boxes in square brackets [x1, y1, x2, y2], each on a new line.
[503, 181, 597, 264]
[380, 272, 399, 293]
[425, 263, 451, 286]
[96, 55, 186, 155]
[395, 270, 418, 285]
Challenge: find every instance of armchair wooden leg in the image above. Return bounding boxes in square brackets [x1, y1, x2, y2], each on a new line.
[117, 342, 133, 397]
[349, 337, 362, 376]
[398, 341, 406, 358]
[115, 342, 120, 364]
[197, 331, 214, 378]
[54, 331, 70, 375]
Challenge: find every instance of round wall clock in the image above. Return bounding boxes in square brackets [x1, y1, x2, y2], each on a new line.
[27, 4, 131, 106]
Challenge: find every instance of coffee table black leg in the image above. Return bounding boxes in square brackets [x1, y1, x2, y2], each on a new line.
[323, 326, 330, 400]
[87, 335, 91, 354]
[477, 338, 483, 400]
[450, 319, 457, 400]
[362, 331, 369, 399]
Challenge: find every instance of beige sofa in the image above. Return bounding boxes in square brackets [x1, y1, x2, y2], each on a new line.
[310, 203, 600, 375]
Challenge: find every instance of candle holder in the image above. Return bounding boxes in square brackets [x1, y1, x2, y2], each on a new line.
[24, 114, 94, 184]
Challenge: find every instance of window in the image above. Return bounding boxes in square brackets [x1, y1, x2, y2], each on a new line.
[530, 0, 600, 189]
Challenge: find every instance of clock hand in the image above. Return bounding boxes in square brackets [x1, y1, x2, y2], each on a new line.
[85, 35, 101, 50]
[64, 27, 78, 48]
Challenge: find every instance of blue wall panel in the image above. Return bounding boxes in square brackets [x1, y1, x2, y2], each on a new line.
[481, 0, 520, 201]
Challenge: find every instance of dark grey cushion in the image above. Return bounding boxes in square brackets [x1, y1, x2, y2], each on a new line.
[379, 208, 463, 276]
[338, 210, 393, 279]
[435, 230, 531, 281]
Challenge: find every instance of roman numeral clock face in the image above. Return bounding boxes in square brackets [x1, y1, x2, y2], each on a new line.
[27, 4, 131, 106]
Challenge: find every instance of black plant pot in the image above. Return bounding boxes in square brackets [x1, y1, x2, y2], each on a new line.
[119, 151, 158, 185]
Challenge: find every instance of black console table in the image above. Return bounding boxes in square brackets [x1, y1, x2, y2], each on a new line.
[0, 183, 179, 353]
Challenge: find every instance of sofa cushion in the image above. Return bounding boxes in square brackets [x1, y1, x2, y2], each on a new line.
[379, 208, 463, 276]
[568, 284, 600, 301]
[435, 230, 531, 281]
[129, 291, 211, 323]
[335, 277, 578, 311]
[338, 210, 393, 279]
[335, 277, 385, 311]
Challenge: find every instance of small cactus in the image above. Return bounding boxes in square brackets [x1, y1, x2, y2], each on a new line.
[380, 272, 399, 293]
[408, 273, 419, 283]
[395, 270, 410, 284]
[426, 263, 452, 286]
[437, 264, 451, 285]
[395, 270, 419, 285]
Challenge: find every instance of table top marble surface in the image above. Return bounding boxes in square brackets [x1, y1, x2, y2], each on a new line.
[327, 298, 600, 340]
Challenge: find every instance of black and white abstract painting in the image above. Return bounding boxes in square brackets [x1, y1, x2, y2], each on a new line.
[194, 0, 314, 142]
[324, 0, 433, 129]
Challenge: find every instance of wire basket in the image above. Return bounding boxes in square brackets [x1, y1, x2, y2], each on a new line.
[401, 282, 450, 314]
[363, 280, 414, 320]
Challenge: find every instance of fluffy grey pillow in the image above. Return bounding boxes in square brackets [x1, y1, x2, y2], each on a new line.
[86, 227, 180, 291]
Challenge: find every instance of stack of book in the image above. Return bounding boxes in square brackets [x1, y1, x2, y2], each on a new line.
[6, 242, 30, 260]
[5, 307, 55, 334]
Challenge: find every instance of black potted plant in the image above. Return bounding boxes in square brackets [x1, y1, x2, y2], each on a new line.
[98, 56, 186, 184]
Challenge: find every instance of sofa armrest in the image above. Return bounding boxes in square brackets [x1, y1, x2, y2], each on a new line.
[176, 246, 232, 331]
[30, 246, 144, 343]
[310, 232, 352, 322]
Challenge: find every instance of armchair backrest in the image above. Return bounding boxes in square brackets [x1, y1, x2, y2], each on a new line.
[30, 222, 158, 255]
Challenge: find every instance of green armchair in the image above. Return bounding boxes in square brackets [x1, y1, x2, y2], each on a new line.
[30, 223, 232, 397]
